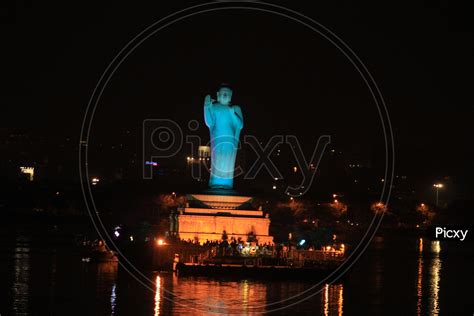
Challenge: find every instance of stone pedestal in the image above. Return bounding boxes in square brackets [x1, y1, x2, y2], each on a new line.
[171, 193, 273, 244]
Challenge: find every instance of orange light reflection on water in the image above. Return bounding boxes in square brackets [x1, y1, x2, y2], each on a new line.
[154, 275, 162, 316]
[322, 283, 344, 316]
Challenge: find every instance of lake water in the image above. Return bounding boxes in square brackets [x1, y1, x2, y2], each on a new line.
[1, 234, 472, 315]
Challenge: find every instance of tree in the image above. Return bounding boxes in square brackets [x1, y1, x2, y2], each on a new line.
[417, 203, 435, 225]
[370, 202, 388, 214]
[325, 200, 348, 219]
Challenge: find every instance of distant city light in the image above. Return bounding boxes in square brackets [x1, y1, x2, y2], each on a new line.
[433, 183, 444, 206]
[91, 177, 100, 185]
[20, 166, 34, 181]
[371, 201, 388, 214]
[114, 230, 120, 238]
[272, 185, 277, 190]
[145, 161, 158, 166]
[157, 239, 165, 246]
[299, 239, 306, 246]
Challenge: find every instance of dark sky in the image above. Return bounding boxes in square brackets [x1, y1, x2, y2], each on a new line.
[2, 1, 473, 179]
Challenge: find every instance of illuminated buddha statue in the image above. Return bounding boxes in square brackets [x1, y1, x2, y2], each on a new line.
[204, 84, 243, 189]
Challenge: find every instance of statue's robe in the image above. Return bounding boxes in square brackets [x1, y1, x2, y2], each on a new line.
[204, 103, 243, 189]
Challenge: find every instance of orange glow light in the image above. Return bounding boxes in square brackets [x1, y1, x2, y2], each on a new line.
[157, 239, 165, 246]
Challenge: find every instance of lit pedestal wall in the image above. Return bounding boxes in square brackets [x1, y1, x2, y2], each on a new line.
[171, 194, 273, 244]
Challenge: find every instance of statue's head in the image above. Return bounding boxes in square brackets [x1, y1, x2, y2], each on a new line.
[217, 84, 233, 106]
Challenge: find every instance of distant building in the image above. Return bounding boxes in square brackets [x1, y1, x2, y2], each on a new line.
[198, 146, 210, 159]
[186, 146, 211, 182]
[19, 166, 34, 181]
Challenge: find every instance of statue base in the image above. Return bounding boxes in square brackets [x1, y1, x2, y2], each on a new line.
[201, 188, 241, 196]
[170, 192, 273, 245]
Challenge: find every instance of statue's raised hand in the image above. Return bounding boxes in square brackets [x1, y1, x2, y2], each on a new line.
[204, 95, 214, 108]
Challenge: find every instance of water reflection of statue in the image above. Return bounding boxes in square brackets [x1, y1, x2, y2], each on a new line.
[204, 84, 243, 189]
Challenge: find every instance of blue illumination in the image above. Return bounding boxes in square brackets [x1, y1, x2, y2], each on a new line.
[299, 239, 306, 246]
[204, 86, 243, 189]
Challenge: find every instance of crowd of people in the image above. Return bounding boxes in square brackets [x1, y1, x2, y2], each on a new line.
[179, 236, 294, 258]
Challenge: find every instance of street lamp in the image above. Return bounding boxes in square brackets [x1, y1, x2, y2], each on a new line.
[433, 183, 443, 207]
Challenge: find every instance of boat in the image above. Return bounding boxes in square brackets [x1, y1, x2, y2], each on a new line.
[175, 248, 346, 279]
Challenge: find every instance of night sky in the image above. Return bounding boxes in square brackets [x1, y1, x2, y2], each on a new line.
[2, 2, 473, 181]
